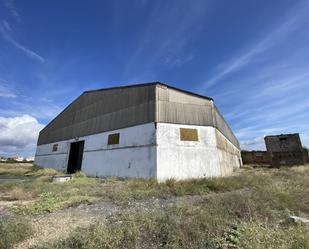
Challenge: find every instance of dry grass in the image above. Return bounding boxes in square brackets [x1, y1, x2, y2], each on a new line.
[1, 163, 309, 248]
[15, 209, 95, 249]
[0, 163, 33, 176]
[0, 217, 32, 249]
[0, 164, 308, 215]
[37, 204, 309, 249]
[0, 163, 60, 177]
[5, 187, 36, 201]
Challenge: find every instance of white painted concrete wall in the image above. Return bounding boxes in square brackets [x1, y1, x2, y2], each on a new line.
[35, 122, 241, 180]
[156, 123, 241, 181]
[215, 129, 242, 176]
[35, 123, 157, 178]
[156, 123, 220, 181]
[34, 141, 70, 172]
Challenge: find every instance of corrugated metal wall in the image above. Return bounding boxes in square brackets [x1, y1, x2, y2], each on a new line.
[213, 106, 240, 148]
[38, 84, 156, 145]
[156, 86, 240, 149]
[156, 85, 214, 126]
[38, 83, 239, 149]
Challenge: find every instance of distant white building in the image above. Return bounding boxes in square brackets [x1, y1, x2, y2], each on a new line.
[35, 82, 242, 181]
[13, 156, 24, 162]
[26, 156, 35, 162]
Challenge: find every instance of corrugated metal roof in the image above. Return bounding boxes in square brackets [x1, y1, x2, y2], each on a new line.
[37, 82, 239, 148]
[38, 83, 156, 145]
[84, 82, 213, 101]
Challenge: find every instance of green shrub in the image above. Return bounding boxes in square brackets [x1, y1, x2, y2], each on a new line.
[12, 191, 97, 215]
[40, 202, 309, 249]
[27, 166, 60, 176]
[236, 221, 309, 249]
[37, 210, 218, 249]
[0, 216, 32, 249]
[73, 171, 87, 178]
[13, 191, 65, 214]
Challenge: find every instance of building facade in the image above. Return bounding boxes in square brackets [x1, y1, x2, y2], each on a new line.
[264, 133, 306, 167]
[35, 82, 242, 181]
[241, 151, 270, 165]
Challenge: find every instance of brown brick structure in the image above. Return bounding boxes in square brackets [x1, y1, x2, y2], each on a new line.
[241, 151, 270, 165]
[264, 133, 305, 167]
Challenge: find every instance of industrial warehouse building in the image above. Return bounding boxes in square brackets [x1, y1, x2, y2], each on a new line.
[35, 82, 242, 181]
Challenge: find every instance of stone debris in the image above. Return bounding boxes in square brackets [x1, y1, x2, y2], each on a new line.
[289, 215, 309, 224]
[52, 175, 72, 183]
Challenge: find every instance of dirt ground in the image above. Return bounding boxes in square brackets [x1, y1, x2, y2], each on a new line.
[13, 195, 205, 248]
[1, 163, 308, 249]
[0, 176, 35, 184]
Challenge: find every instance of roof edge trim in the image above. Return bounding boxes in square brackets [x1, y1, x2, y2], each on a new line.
[83, 82, 213, 101]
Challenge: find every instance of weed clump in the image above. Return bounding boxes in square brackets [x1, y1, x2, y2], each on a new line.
[72, 171, 87, 178]
[27, 166, 60, 176]
[6, 187, 36, 201]
[0, 216, 32, 249]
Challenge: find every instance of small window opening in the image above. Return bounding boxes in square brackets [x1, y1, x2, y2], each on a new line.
[52, 144, 58, 152]
[108, 133, 120, 145]
[180, 128, 198, 141]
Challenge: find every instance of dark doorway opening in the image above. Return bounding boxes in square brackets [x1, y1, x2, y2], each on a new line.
[67, 141, 84, 174]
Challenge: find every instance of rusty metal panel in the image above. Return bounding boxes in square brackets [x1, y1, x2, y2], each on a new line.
[180, 128, 199, 141]
[107, 133, 120, 145]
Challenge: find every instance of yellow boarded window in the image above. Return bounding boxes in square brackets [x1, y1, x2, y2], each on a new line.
[108, 133, 120, 145]
[180, 128, 198, 141]
[52, 144, 58, 152]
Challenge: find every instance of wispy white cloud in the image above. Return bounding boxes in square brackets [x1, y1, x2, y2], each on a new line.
[2, 0, 21, 21]
[240, 136, 266, 151]
[240, 132, 309, 151]
[0, 97, 62, 119]
[203, 2, 309, 151]
[233, 92, 309, 150]
[233, 70, 309, 121]
[0, 20, 45, 63]
[163, 53, 194, 67]
[236, 121, 309, 150]
[124, 0, 208, 77]
[0, 76, 62, 119]
[204, 40, 269, 89]
[0, 88, 16, 98]
[2, 20, 12, 31]
[252, 73, 309, 100]
[201, 1, 309, 90]
[0, 79, 16, 98]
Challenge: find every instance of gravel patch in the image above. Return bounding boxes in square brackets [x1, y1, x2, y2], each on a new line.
[15, 208, 96, 249]
[14, 194, 208, 248]
[0, 176, 36, 184]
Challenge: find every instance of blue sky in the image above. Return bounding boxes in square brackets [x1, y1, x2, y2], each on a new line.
[0, 0, 308, 157]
